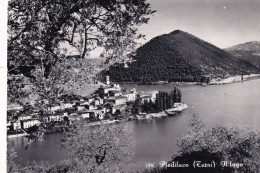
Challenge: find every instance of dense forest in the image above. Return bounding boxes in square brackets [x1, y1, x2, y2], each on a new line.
[132, 88, 182, 114]
[99, 30, 259, 84]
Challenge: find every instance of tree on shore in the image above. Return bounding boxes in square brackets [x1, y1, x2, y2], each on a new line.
[8, 0, 155, 77]
[140, 88, 182, 113]
[8, 122, 135, 173]
[175, 114, 260, 173]
[61, 121, 135, 172]
[147, 114, 260, 173]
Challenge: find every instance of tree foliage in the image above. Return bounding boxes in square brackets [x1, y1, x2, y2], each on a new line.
[8, 0, 155, 78]
[132, 89, 182, 114]
[146, 115, 260, 173]
[175, 114, 260, 173]
[7, 0, 155, 117]
[61, 121, 135, 172]
[7, 145, 18, 173]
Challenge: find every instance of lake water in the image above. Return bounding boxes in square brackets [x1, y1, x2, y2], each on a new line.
[8, 79, 260, 171]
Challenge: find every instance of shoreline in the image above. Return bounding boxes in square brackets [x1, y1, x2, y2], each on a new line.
[116, 74, 260, 86]
[7, 104, 188, 138]
[8, 133, 29, 138]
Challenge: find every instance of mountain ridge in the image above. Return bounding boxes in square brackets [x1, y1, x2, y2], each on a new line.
[225, 41, 260, 69]
[99, 30, 259, 83]
[226, 41, 260, 52]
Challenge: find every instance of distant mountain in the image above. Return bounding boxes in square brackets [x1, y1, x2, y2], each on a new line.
[225, 41, 260, 69]
[99, 30, 259, 83]
[226, 41, 260, 52]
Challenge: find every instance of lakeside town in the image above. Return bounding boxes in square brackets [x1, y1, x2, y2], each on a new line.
[7, 73, 260, 138]
[7, 76, 188, 138]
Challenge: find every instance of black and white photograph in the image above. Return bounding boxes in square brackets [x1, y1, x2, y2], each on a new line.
[4, 0, 260, 172]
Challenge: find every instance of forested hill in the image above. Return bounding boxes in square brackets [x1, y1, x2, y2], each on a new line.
[225, 41, 260, 69]
[99, 30, 259, 83]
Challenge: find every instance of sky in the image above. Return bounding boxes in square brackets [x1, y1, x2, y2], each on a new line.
[137, 0, 260, 48]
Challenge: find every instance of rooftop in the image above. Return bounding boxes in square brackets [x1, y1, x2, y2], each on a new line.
[107, 96, 127, 100]
[21, 119, 39, 123]
[122, 91, 133, 95]
[19, 114, 32, 117]
[142, 95, 152, 99]
[109, 90, 121, 93]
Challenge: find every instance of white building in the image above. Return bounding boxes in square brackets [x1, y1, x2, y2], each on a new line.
[47, 104, 60, 112]
[21, 119, 40, 129]
[49, 114, 64, 122]
[109, 90, 121, 97]
[122, 90, 136, 102]
[86, 104, 95, 110]
[140, 90, 159, 103]
[77, 105, 86, 112]
[60, 102, 74, 109]
[80, 112, 90, 119]
[12, 121, 21, 130]
[105, 96, 127, 105]
[140, 95, 153, 104]
[106, 76, 110, 85]
[18, 114, 32, 121]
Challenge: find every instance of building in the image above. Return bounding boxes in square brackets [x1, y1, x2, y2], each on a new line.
[68, 115, 81, 123]
[7, 104, 23, 111]
[99, 82, 121, 95]
[96, 97, 103, 105]
[48, 114, 64, 122]
[105, 96, 127, 106]
[140, 95, 153, 104]
[94, 109, 106, 120]
[122, 90, 136, 102]
[81, 111, 96, 119]
[47, 103, 60, 112]
[86, 104, 95, 110]
[21, 119, 40, 129]
[18, 114, 32, 121]
[90, 97, 104, 107]
[106, 76, 110, 85]
[149, 90, 159, 102]
[109, 90, 121, 97]
[114, 96, 127, 105]
[60, 101, 74, 109]
[85, 97, 94, 104]
[112, 105, 125, 114]
[77, 105, 86, 112]
[90, 99, 100, 107]
[7, 121, 12, 131]
[139, 90, 159, 103]
[11, 121, 21, 131]
[78, 100, 89, 106]
[80, 112, 90, 119]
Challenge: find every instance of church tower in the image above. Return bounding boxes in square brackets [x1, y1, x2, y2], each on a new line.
[106, 76, 110, 85]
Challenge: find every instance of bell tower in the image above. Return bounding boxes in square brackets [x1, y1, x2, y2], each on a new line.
[106, 76, 110, 85]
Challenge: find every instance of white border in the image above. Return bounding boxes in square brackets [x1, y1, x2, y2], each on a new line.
[0, 0, 7, 171]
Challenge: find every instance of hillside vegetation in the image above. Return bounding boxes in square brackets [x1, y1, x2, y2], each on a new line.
[226, 41, 260, 69]
[99, 30, 259, 84]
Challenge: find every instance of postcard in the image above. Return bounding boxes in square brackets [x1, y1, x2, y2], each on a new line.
[5, 0, 260, 172]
